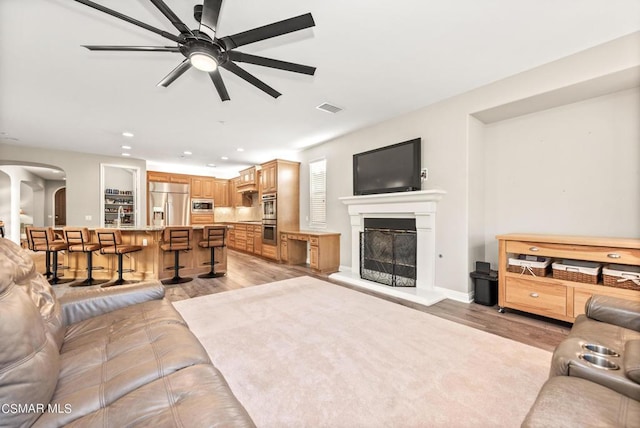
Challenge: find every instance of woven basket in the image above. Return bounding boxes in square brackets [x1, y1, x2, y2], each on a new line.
[507, 264, 549, 277]
[602, 265, 640, 290]
[552, 269, 599, 284]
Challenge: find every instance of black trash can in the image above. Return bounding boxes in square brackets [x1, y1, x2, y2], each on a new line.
[470, 261, 498, 306]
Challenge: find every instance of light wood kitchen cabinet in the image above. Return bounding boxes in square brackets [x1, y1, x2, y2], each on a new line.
[191, 214, 214, 224]
[234, 224, 247, 251]
[261, 244, 278, 260]
[246, 226, 254, 253]
[257, 159, 300, 262]
[237, 166, 259, 193]
[147, 171, 193, 184]
[213, 179, 230, 207]
[229, 177, 252, 207]
[169, 174, 190, 184]
[147, 171, 171, 182]
[497, 234, 640, 322]
[227, 226, 236, 249]
[260, 161, 277, 194]
[191, 177, 215, 199]
[253, 225, 262, 255]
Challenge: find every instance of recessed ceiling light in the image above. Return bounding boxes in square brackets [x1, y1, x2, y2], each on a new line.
[221, 156, 229, 160]
[207, 163, 216, 167]
[122, 132, 134, 138]
[121, 153, 131, 157]
[121, 145, 132, 150]
[237, 148, 245, 152]
[183, 151, 192, 155]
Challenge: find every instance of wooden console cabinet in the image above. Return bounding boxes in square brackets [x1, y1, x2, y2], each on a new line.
[280, 231, 340, 274]
[497, 234, 640, 322]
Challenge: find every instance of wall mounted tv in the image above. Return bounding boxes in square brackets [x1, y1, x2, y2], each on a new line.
[353, 138, 421, 195]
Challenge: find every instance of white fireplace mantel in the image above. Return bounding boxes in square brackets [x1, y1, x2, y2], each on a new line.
[330, 189, 446, 306]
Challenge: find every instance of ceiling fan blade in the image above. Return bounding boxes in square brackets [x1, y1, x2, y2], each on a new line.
[72, 0, 181, 43]
[157, 59, 192, 87]
[209, 69, 230, 101]
[149, 0, 194, 36]
[219, 13, 315, 50]
[221, 61, 281, 98]
[199, 0, 223, 40]
[83, 45, 180, 52]
[228, 51, 315, 75]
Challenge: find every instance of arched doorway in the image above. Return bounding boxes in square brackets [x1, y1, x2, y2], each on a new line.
[54, 187, 66, 226]
[0, 162, 66, 242]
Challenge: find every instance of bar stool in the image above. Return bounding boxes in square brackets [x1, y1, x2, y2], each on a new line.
[63, 227, 108, 286]
[26, 226, 73, 284]
[160, 226, 193, 285]
[198, 226, 227, 278]
[96, 229, 143, 287]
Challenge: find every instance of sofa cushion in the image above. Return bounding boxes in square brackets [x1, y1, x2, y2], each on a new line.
[625, 339, 640, 384]
[35, 321, 213, 426]
[0, 238, 65, 349]
[39, 365, 256, 428]
[522, 376, 640, 427]
[62, 297, 187, 352]
[0, 256, 61, 427]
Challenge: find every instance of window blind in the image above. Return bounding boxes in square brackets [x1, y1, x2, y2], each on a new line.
[309, 159, 326, 227]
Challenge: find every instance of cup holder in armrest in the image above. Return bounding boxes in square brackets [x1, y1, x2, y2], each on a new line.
[578, 353, 620, 370]
[581, 343, 620, 358]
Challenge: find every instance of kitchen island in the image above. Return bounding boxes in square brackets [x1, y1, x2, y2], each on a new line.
[56, 225, 228, 283]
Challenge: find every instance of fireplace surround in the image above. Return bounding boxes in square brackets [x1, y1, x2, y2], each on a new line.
[330, 189, 446, 306]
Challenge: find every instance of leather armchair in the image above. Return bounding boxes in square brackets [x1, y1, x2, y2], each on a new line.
[523, 295, 640, 427]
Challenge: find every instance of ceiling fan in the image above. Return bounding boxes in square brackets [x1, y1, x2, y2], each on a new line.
[72, 0, 316, 101]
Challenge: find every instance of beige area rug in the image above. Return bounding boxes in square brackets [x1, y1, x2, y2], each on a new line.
[174, 276, 550, 428]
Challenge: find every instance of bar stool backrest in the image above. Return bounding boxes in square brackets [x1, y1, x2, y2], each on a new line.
[64, 227, 91, 246]
[26, 226, 54, 250]
[163, 227, 192, 251]
[96, 229, 123, 253]
[203, 226, 226, 248]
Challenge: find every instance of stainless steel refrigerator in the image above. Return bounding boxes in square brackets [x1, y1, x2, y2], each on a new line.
[148, 182, 190, 226]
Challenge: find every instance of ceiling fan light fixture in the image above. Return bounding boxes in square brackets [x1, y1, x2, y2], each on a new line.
[190, 52, 218, 72]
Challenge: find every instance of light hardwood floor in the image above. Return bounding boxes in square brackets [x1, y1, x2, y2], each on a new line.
[164, 249, 571, 352]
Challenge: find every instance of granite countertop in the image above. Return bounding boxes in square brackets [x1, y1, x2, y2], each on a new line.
[59, 224, 229, 232]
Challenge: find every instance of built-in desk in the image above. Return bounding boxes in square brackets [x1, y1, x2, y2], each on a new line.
[52, 225, 228, 282]
[280, 230, 340, 274]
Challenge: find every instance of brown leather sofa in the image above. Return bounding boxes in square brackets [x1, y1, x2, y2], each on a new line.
[523, 295, 640, 427]
[0, 238, 255, 427]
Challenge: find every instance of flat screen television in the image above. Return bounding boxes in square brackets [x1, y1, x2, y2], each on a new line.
[353, 138, 421, 195]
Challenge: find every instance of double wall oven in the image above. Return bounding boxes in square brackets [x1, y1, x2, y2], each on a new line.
[262, 193, 277, 245]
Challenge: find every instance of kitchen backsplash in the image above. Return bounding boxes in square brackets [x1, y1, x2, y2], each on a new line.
[214, 206, 261, 223]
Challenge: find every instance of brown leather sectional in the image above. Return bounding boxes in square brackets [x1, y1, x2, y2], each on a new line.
[523, 295, 640, 427]
[0, 238, 255, 427]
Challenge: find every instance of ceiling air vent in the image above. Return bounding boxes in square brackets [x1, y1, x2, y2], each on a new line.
[316, 103, 342, 114]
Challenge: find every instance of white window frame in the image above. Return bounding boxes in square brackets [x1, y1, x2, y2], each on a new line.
[309, 158, 327, 229]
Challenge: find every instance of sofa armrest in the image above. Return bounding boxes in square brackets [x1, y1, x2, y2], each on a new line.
[625, 340, 640, 384]
[585, 295, 640, 332]
[59, 282, 165, 325]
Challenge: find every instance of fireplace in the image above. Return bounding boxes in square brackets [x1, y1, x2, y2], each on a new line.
[331, 189, 446, 306]
[360, 218, 417, 287]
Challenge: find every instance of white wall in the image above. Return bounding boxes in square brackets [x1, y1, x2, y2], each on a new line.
[299, 32, 640, 297]
[483, 87, 640, 265]
[0, 144, 146, 228]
